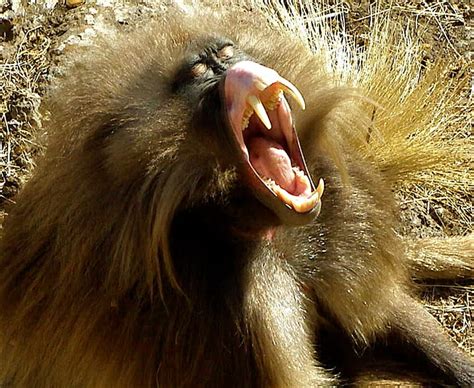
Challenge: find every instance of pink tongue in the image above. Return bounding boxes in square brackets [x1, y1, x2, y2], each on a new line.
[248, 137, 296, 193]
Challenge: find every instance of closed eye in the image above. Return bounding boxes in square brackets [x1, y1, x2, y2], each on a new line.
[216, 45, 234, 60]
[191, 62, 210, 78]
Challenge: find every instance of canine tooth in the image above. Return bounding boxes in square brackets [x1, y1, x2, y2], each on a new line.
[254, 79, 268, 91]
[315, 178, 324, 198]
[277, 77, 306, 110]
[247, 95, 272, 130]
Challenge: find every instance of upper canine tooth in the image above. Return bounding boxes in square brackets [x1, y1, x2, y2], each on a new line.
[254, 79, 269, 91]
[247, 95, 272, 130]
[277, 76, 306, 110]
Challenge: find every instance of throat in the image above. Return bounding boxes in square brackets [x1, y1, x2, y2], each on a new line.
[248, 136, 296, 193]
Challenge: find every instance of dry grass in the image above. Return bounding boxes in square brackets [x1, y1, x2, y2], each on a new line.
[423, 283, 473, 353]
[1, 18, 51, 206]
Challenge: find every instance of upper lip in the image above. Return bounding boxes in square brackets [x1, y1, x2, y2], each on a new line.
[223, 61, 324, 216]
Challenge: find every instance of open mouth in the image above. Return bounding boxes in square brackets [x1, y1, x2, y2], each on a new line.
[223, 61, 323, 221]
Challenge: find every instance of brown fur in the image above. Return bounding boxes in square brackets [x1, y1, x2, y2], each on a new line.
[0, 8, 472, 387]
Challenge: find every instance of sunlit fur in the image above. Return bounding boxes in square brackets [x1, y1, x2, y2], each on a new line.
[0, 5, 472, 388]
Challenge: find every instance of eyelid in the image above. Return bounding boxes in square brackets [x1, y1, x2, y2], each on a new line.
[216, 45, 234, 59]
[191, 62, 208, 77]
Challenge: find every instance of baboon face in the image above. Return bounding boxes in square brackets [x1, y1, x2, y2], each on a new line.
[170, 35, 322, 227]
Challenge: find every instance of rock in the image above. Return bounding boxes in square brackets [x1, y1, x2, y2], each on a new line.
[84, 14, 94, 25]
[66, 0, 84, 8]
[95, 0, 113, 7]
[44, 0, 59, 10]
[114, 8, 128, 24]
[0, 17, 14, 41]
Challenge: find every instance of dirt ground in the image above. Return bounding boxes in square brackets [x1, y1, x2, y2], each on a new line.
[0, 0, 472, 357]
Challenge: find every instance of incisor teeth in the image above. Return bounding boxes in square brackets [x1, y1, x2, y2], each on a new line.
[291, 192, 319, 213]
[292, 165, 302, 173]
[278, 77, 306, 110]
[247, 95, 272, 130]
[315, 178, 324, 198]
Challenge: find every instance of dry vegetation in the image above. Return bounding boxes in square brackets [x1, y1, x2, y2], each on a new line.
[1, 0, 472, 356]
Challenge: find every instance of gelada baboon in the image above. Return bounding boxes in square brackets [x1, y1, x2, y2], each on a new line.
[0, 5, 472, 388]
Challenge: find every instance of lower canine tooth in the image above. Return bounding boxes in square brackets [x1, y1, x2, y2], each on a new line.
[316, 178, 324, 198]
